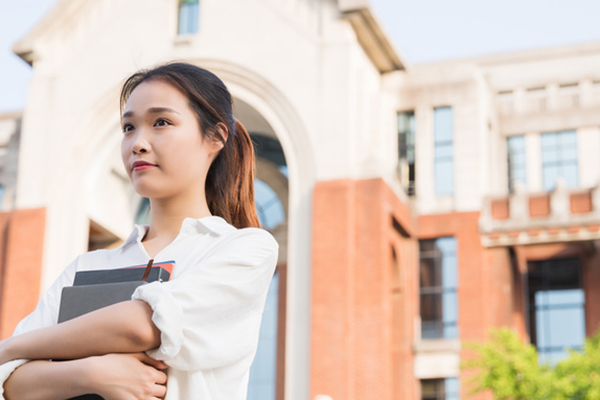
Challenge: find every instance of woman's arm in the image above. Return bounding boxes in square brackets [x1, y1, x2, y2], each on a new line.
[4, 359, 93, 399]
[0, 300, 160, 365]
[4, 353, 167, 400]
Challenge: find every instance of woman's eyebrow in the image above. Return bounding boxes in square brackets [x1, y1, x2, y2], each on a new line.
[122, 107, 180, 119]
[148, 107, 180, 115]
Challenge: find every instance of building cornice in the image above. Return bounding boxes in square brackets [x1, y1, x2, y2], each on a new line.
[339, 0, 407, 73]
[0, 111, 23, 121]
[414, 41, 600, 69]
[12, 0, 88, 65]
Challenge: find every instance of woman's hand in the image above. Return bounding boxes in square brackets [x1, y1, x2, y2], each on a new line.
[87, 353, 168, 400]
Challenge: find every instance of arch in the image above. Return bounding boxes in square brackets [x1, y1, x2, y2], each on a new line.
[191, 59, 316, 400]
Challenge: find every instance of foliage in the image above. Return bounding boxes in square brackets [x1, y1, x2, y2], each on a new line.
[463, 327, 600, 400]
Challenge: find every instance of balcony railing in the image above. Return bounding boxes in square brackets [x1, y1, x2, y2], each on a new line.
[496, 81, 600, 117]
[480, 180, 600, 246]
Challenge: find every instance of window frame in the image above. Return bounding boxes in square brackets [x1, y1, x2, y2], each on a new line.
[433, 106, 454, 196]
[177, 0, 200, 36]
[527, 257, 586, 364]
[419, 237, 459, 340]
[421, 377, 460, 400]
[507, 135, 527, 192]
[398, 110, 416, 196]
[540, 130, 578, 190]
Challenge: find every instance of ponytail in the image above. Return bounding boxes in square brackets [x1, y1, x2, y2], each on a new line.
[120, 62, 260, 229]
[206, 120, 260, 229]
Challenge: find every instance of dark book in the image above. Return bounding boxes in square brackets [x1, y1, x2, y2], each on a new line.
[58, 260, 175, 400]
[73, 261, 174, 286]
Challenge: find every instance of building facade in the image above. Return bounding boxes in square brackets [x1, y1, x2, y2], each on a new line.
[0, 0, 599, 399]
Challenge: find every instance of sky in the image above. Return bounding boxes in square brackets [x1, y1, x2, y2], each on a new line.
[1, 0, 600, 113]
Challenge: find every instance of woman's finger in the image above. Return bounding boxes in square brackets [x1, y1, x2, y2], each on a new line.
[152, 368, 168, 385]
[134, 352, 168, 370]
[151, 382, 168, 398]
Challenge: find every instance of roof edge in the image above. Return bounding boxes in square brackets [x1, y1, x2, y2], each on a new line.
[12, 0, 79, 65]
[339, 1, 408, 73]
[414, 41, 600, 68]
[0, 110, 24, 120]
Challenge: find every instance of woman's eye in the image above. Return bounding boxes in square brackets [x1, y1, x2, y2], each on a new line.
[122, 123, 134, 132]
[155, 118, 171, 127]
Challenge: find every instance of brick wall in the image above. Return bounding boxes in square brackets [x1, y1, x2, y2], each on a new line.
[311, 178, 417, 400]
[0, 208, 46, 339]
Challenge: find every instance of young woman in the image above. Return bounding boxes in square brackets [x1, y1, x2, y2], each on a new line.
[0, 62, 278, 399]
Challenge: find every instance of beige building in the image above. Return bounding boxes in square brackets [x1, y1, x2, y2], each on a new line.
[1, 0, 599, 399]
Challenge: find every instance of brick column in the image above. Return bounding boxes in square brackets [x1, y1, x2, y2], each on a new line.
[311, 178, 416, 400]
[0, 208, 46, 339]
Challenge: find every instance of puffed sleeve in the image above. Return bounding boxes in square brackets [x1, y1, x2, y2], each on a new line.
[0, 257, 78, 398]
[131, 228, 278, 371]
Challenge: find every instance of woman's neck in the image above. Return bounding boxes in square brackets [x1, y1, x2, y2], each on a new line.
[145, 195, 212, 243]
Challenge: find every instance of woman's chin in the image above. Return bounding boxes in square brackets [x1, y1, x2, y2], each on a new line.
[133, 185, 163, 200]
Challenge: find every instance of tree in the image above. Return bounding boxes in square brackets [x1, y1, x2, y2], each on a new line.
[463, 327, 600, 400]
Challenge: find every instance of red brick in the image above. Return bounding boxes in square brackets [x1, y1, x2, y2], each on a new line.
[529, 195, 550, 217]
[570, 192, 592, 214]
[491, 199, 509, 220]
[0, 208, 46, 339]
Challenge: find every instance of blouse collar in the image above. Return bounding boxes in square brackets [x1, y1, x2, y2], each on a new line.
[120, 216, 236, 250]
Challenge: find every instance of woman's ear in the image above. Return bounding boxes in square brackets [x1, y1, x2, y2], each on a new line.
[210, 123, 228, 152]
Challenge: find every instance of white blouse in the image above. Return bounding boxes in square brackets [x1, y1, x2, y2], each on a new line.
[0, 216, 279, 400]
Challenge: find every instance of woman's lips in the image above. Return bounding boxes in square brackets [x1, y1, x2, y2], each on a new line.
[132, 161, 157, 172]
[133, 164, 156, 172]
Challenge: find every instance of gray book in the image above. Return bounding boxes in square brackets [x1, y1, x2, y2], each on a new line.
[57, 260, 174, 400]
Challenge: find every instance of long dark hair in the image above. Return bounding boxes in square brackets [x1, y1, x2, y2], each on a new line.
[120, 62, 259, 229]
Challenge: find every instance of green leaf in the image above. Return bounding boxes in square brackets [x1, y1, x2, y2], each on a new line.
[463, 327, 599, 399]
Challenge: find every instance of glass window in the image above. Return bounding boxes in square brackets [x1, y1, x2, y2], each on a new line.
[248, 272, 279, 400]
[135, 197, 151, 225]
[254, 179, 285, 230]
[507, 135, 526, 191]
[528, 258, 585, 365]
[541, 130, 578, 190]
[398, 111, 416, 196]
[421, 378, 460, 400]
[178, 0, 200, 35]
[434, 107, 453, 195]
[248, 175, 285, 399]
[420, 237, 458, 339]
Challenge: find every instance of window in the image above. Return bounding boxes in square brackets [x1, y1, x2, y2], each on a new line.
[507, 135, 526, 191]
[528, 258, 585, 365]
[248, 272, 279, 400]
[248, 179, 283, 400]
[434, 107, 453, 195]
[254, 179, 285, 230]
[419, 237, 458, 339]
[247, 137, 288, 399]
[177, 0, 200, 35]
[421, 378, 460, 400]
[541, 130, 578, 190]
[398, 111, 416, 195]
[135, 197, 151, 224]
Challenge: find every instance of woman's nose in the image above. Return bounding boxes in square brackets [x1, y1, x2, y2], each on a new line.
[131, 131, 150, 154]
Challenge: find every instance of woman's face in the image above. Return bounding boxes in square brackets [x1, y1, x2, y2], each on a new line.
[121, 79, 223, 201]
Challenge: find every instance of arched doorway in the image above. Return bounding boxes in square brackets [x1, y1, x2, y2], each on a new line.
[235, 98, 289, 400]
